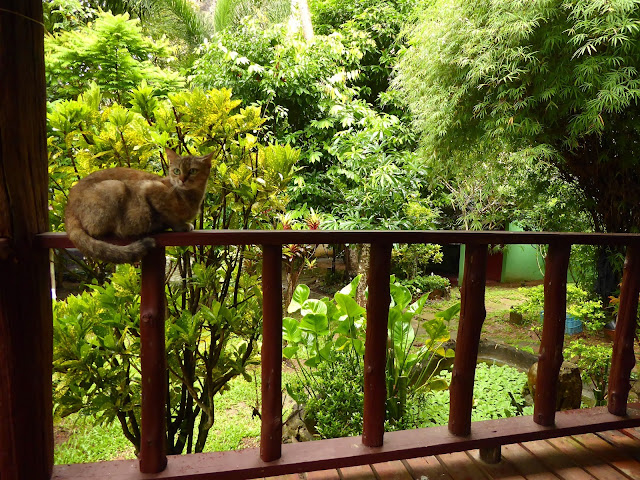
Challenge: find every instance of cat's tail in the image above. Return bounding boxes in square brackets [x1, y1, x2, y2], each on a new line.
[66, 214, 156, 264]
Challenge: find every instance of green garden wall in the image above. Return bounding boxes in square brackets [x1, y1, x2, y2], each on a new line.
[458, 223, 545, 283]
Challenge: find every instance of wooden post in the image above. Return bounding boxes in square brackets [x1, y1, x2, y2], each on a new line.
[608, 245, 640, 416]
[139, 247, 168, 473]
[362, 243, 392, 447]
[534, 242, 571, 426]
[0, 2, 53, 479]
[261, 245, 283, 462]
[449, 244, 488, 437]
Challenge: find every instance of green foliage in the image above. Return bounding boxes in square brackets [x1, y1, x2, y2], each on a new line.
[191, 19, 361, 142]
[213, 0, 292, 32]
[399, 274, 450, 298]
[293, 351, 365, 439]
[317, 102, 433, 229]
[53, 265, 144, 449]
[392, 243, 443, 281]
[50, 81, 299, 453]
[284, 277, 457, 428]
[470, 364, 533, 420]
[394, 0, 640, 233]
[565, 340, 612, 406]
[43, 0, 98, 33]
[386, 296, 458, 421]
[514, 284, 606, 331]
[190, 4, 439, 232]
[310, 0, 416, 106]
[45, 10, 183, 102]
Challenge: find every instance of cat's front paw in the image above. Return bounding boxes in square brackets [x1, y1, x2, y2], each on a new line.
[172, 223, 194, 232]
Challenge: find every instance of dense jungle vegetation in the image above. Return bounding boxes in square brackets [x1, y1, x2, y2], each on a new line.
[45, 0, 640, 459]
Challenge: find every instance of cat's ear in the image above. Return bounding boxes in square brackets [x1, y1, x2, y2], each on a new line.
[165, 147, 180, 162]
[200, 152, 214, 166]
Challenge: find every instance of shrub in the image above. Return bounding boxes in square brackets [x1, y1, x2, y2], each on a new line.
[50, 85, 299, 454]
[565, 340, 612, 406]
[283, 276, 458, 431]
[513, 284, 606, 331]
[399, 274, 450, 298]
[289, 351, 364, 439]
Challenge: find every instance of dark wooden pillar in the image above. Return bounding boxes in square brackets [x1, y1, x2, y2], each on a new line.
[261, 245, 283, 462]
[534, 242, 571, 426]
[139, 247, 168, 473]
[362, 243, 392, 447]
[0, 2, 53, 479]
[608, 245, 640, 416]
[449, 243, 488, 436]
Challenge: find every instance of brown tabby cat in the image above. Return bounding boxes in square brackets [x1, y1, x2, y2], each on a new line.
[65, 148, 213, 263]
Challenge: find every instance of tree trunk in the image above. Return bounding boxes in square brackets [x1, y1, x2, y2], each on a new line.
[296, 0, 314, 40]
[346, 244, 371, 306]
[0, 2, 54, 479]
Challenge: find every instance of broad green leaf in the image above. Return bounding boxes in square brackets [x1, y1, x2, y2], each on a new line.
[305, 355, 321, 368]
[283, 345, 299, 359]
[299, 313, 329, 337]
[335, 292, 365, 320]
[390, 283, 412, 309]
[339, 274, 362, 297]
[353, 338, 365, 356]
[288, 284, 310, 313]
[387, 307, 403, 330]
[301, 298, 328, 316]
[434, 302, 461, 322]
[282, 317, 302, 343]
[423, 318, 450, 342]
[407, 294, 428, 316]
[427, 378, 449, 391]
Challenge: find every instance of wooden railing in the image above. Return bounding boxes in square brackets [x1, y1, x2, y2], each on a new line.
[35, 230, 640, 480]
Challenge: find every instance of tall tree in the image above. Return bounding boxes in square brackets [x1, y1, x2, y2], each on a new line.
[393, 0, 640, 235]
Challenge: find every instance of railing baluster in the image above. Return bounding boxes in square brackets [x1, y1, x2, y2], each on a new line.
[534, 242, 571, 426]
[362, 242, 392, 448]
[608, 245, 640, 416]
[139, 246, 168, 473]
[261, 244, 283, 462]
[449, 243, 488, 436]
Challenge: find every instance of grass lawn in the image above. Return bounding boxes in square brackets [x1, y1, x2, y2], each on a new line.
[54, 370, 292, 464]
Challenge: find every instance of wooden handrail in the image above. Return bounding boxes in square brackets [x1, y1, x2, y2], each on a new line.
[37, 229, 640, 479]
[35, 229, 640, 248]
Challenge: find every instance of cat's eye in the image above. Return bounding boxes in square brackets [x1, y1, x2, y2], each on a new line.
[189, 168, 198, 174]
[173, 168, 180, 175]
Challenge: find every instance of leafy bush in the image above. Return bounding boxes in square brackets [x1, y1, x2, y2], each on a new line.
[50, 84, 299, 454]
[513, 284, 606, 331]
[289, 351, 365, 439]
[399, 274, 450, 298]
[565, 340, 612, 406]
[45, 10, 183, 102]
[392, 243, 443, 280]
[310, 0, 416, 106]
[284, 276, 458, 433]
[191, 19, 360, 143]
